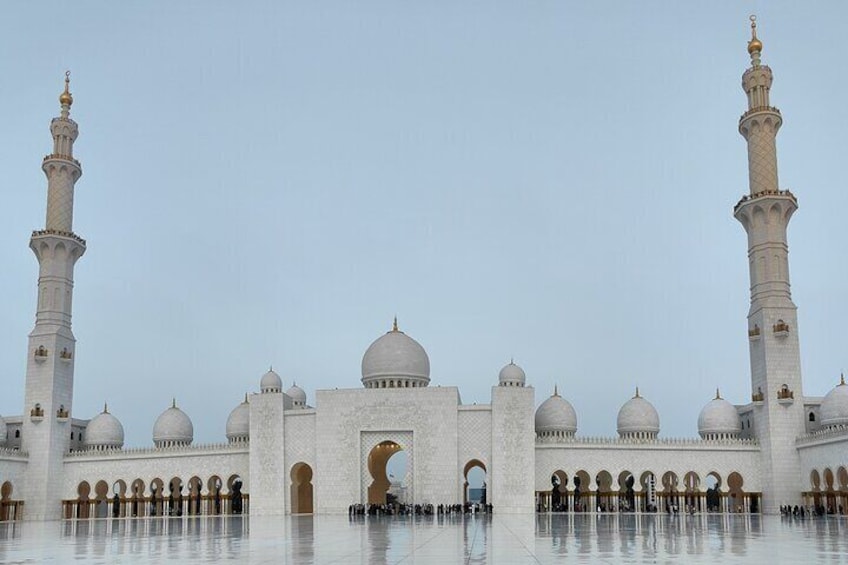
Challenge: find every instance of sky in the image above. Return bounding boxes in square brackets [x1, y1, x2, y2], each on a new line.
[2, 2, 847, 448]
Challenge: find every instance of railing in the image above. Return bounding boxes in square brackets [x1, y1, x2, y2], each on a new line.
[62, 494, 249, 519]
[536, 436, 758, 447]
[796, 425, 848, 445]
[0, 447, 28, 458]
[31, 229, 87, 246]
[42, 153, 82, 168]
[65, 441, 248, 458]
[0, 501, 24, 521]
[734, 189, 797, 212]
[739, 105, 781, 121]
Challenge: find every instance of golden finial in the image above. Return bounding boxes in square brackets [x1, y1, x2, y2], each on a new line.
[59, 70, 73, 107]
[510, 357, 514, 365]
[172, 397, 177, 408]
[841, 372, 845, 386]
[103, 402, 109, 414]
[634, 386, 640, 398]
[244, 393, 249, 403]
[715, 388, 721, 400]
[748, 15, 763, 55]
[392, 316, 399, 332]
[553, 384, 559, 397]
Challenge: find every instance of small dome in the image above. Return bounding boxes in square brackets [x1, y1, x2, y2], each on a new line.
[617, 388, 660, 438]
[85, 405, 124, 450]
[697, 391, 741, 439]
[0, 414, 6, 446]
[498, 360, 526, 387]
[153, 400, 194, 447]
[361, 318, 430, 388]
[260, 368, 283, 393]
[286, 383, 307, 407]
[226, 397, 250, 443]
[821, 375, 848, 428]
[535, 387, 577, 436]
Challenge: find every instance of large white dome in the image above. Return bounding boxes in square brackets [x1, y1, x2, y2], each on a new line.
[260, 368, 283, 393]
[617, 389, 660, 438]
[226, 396, 250, 443]
[820, 376, 848, 428]
[498, 360, 526, 387]
[153, 401, 194, 447]
[85, 405, 125, 450]
[361, 319, 430, 388]
[697, 391, 741, 439]
[535, 387, 577, 438]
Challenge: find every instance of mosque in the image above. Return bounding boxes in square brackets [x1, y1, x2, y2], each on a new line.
[0, 19, 846, 522]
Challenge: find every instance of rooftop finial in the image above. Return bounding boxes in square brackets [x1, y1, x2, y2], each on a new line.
[716, 388, 722, 400]
[748, 15, 763, 64]
[634, 386, 640, 398]
[59, 71, 73, 116]
[841, 372, 845, 386]
[553, 384, 559, 397]
[244, 392, 249, 403]
[392, 316, 399, 332]
[103, 402, 109, 414]
[172, 397, 177, 408]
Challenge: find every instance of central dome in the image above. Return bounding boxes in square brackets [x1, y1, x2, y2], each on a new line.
[361, 318, 430, 389]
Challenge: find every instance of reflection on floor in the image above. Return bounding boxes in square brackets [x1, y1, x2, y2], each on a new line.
[0, 513, 846, 563]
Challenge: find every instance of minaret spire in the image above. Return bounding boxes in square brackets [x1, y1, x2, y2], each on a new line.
[733, 18, 805, 514]
[21, 75, 87, 520]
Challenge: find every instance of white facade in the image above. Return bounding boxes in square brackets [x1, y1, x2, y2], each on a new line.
[1, 22, 847, 522]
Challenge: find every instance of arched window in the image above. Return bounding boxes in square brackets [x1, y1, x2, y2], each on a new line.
[809, 412, 816, 422]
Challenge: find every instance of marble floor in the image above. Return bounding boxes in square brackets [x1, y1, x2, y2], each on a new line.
[0, 513, 846, 564]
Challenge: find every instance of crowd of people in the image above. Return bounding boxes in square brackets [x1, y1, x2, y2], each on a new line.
[780, 504, 844, 517]
[348, 502, 493, 516]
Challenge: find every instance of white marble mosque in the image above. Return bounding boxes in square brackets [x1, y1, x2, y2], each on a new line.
[0, 18, 846, 522]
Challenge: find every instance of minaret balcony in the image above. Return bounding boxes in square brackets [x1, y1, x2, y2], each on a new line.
[748, 325, 761, 341]
[30, 404, 45, 422]
[59, 348, 73, 363]
[777, 385, 794, 405]
[33, 346, 48, 363]
[739, 105, 781, 122]
[733, 189, 797, 214]
[772, 320, 790, 338]
[31, 229, 87, 247]
[42, 153, 81, 168]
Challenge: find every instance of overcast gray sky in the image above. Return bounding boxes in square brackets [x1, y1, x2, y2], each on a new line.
[2, 2, 847, 447]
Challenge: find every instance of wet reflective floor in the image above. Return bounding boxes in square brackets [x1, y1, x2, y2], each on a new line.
[0, 513, 846, 564]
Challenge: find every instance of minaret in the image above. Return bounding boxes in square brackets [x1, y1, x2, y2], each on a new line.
[21, 72, 86, 520]
[733, 17, 805, 513]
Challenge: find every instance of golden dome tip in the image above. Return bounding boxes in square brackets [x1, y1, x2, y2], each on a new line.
[59, 70, 73, 107]
[747, 15, 763, 54]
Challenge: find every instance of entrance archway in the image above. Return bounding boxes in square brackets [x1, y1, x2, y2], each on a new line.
[290, 462, 314, 514]
[367, 440, 403, 505]
[463, 460, 487, 504]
